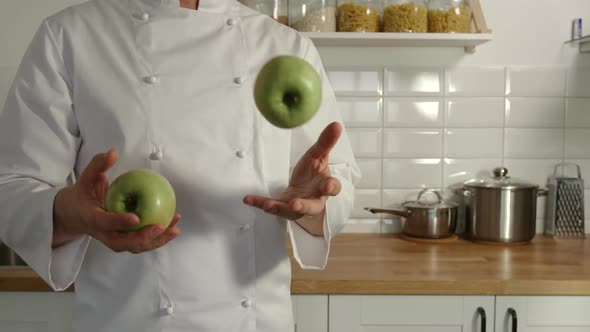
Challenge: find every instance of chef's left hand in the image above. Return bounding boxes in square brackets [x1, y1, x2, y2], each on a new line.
[243, 122, 342, 235]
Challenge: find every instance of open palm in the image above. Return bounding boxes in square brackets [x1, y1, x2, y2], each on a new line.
[243, 122, 343, 223]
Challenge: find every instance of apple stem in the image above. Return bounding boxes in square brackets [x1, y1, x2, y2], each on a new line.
[283, 92, 300, 108]
[126, 195, 138, 212]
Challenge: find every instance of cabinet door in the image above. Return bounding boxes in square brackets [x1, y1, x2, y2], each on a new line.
[292, 295, 328, 332]
[0, 292, 74, 332]
[329, 295, 494, 332]
[496, 296, 590, 332]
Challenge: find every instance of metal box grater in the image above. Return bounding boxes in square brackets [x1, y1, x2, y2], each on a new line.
[545, 163, 586, 238]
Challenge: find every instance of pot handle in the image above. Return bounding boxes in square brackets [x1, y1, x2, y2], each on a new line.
[456, 187, 473, 197]
[364, 207, 412, 218]
[416, 188, 443, 204]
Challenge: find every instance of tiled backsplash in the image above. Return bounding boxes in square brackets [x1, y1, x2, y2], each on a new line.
[328, 66, 590, 234]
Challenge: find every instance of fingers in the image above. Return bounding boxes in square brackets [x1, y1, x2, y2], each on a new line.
[320, 177, 341, 196]
[304, 122, 342, 160]
[244, 195, 326, 220]
[79, 149, 118, 187]
[89, 207, 140, 232]
[98, 213, 182, 254]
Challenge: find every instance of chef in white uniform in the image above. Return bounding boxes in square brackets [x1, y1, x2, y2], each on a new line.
[0, 0, 361, 331]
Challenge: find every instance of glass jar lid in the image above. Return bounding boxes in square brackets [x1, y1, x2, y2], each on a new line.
[464, 167, 538, 190]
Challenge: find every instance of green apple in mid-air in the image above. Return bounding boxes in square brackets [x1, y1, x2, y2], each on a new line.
[105, 169, 176, 232]
[254, 55, 322, 129]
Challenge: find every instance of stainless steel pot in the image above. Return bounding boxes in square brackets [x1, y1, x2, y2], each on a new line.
[460, 167, 547, 244]
[365, 189, 458, 239]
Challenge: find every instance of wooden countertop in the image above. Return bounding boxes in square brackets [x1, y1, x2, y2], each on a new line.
[1, 234, 589, 295]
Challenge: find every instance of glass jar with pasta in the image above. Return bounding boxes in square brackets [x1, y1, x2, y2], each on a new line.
[240, 0, 289, 25]
[337, 0, 382, 32]
[290, 0, 337, 32]
[428, 0, 472, 33]
[382, 0, 427, 32]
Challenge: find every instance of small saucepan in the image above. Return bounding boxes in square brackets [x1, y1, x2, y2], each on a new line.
[364, 189, 458, 239]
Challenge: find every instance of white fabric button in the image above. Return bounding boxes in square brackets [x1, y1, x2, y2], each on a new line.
[144, 75, 160, 84]
[233, 76, 244, 85]
[149, 151, 163, 161]
[240, 224, 252, 231]
[241, 298, 252, 308]
[165, 305, 174, 315]
[140, 12, 150, 21]
[236, 150, 246, 158]
[226, 18, 237, 26]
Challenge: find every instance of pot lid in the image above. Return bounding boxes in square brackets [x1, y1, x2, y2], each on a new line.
[402, 189, 458, 209]
[464, 167, 538, 189]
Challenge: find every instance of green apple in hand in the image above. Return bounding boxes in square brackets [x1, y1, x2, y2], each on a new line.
[254, 55, 322, 129]
[105, 169, 176, 232]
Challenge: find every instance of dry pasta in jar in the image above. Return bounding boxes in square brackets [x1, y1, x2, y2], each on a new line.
[337, 0, 381, 32]
[428, 0, 472, 33]
[383, 0, 427, 32]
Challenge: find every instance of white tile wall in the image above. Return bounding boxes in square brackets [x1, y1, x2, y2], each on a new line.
[566, 98, 590, 127]
[327, 65, 590, 234]
[385, 67, 444, 96]
[508, 66, 567, 97]
[506, 98, 565, 128]
[445, 98, 504, 127]
[567, 68, 590, 97]
[384, 98, 442, 127]
[504, 128, 564, 159]
[444, 129, 503, 158]
[447, 66, 505, 97]
[383, 129, 442, 158]
[382, 158, 442, 189]
[337, 97, 382, 127]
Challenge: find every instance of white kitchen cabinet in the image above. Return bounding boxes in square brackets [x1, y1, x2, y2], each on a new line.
[495, 296, 590, 332]
[0, 292, 74, 332]
[329, 295, 494, 332]
[292, 295, 329, 332]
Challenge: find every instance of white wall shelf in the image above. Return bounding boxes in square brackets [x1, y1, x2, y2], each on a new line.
[304, 32, 493, 52]
[565, 35, 590, 53]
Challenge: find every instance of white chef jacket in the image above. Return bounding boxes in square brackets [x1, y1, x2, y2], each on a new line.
[0, 0, 360, 331]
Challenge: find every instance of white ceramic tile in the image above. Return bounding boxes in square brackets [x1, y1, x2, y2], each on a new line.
[565, 129, 590, 158]
[326, 68, 382, 96]
[566, 98, 590, 127]
[444, 129, 503, 158]
[506, 98, 565, 128]
[347, 128, 382, 158]
[447, 66, 505, 97]
[563, 160, 590, 189]
[443, 158, 503, 187]
[504, 128, 564, 158]
[383, 129, 442, 158]
[356, 159, 382, 189]
[385, 67, 444, 96]
[383, 158, 442, 189]
[351, 189, 381, 219]
[567, 68, 590, 97]
[336, 97, 382, 127]
[380, 219, 403, 233]
[445, 98, 504, 127]
[508, 66, 567, 97]
[0, 65, 17, 106]
[503, 159, 562, 188]
[384, 97, 443, 127]
[341, 219, 381, 233]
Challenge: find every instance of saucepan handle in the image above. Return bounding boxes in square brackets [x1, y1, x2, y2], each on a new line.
[364, 207, 412, 219]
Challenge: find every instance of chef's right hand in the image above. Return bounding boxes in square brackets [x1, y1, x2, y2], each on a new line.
[52, 149, 181, 253]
